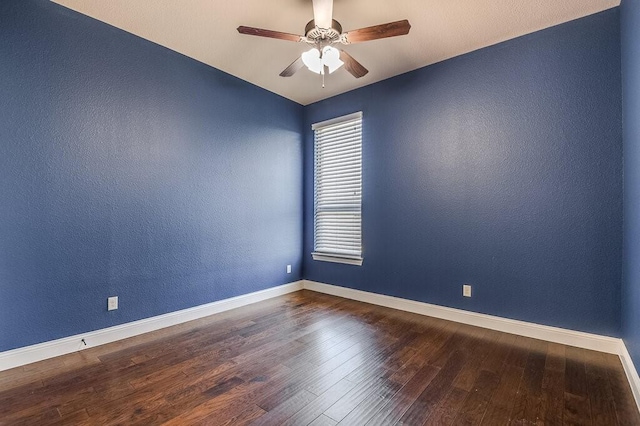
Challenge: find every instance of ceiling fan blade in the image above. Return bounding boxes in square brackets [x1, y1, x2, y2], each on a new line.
[312, 0, 333, 29]
[280, 57, 305, 77]
[340, 50, 368, 78]
[237, 26, 303, 42]
[343, 19, 411, 44]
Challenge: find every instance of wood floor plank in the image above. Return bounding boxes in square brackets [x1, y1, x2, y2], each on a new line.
[539, 359, 565, 425]
[335, 375, 401, 425]
[545, 342, 567, 372]
[451, 328, 499, 392]
[303, 342, 384, 396]
[397, 349, 467, 425]
[324, 374, 387, 421]
[0, 291, 637, 425]
[250, 389, 317, 425]
[425, 386, 469, 425]
[563, 346, 593, 425]
[5, 408, 61, 426]
[480, 363, 525, 425]
[215, 404, 267, 426]
[504, 335, 534, 368]
[48, 408, 91, 426]
[254, 335, 386, 413]
[564, 391, 592, 426]
[565, 345, 588, 397]
[479, 332, 517, 375]
[586, 372, 618, 425]
[388, 321, 459, 386]
[0, 385, 95, 423]
[508, 339, 547, 424]
[281, 378, 358, 426]
[428, 328, 474, 370]
[604, 354, 640, 425]
[341, 329, 419, 385]
[450, 369, 500, 425]
[0, 372, 44, 394]
[138, 376, 245, 425]
[365, 362, 441, 426]
[309, 414, 338, 426]
[299, 328, 406, 399]
[161, 364, 292, 426]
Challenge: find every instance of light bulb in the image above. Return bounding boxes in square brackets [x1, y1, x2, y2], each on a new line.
[301, 48, 323, 74]
[322, 46, 344, 74]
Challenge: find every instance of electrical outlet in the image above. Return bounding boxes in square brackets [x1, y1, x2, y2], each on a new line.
[463, 285, 472, 298]
[108, 296, 118, 311]
[287, 264, 292, 274]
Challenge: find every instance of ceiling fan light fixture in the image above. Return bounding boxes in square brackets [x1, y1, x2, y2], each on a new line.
[301, 46, 344, 75]
[302, 48, 323, 74]
[322, 46, 343, 74]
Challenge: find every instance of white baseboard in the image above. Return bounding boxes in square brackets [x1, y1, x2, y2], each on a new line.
[302, 280, 620, 353]
[0, 281, 303, 372]
[620, 342, 640, 412]
[302, 280, 640, 413]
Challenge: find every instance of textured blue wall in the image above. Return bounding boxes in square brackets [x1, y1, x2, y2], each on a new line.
[303, 10, 623, 336]
[0, 1, 625, 354]
[622, 0, 640, 369]
[0, 0, 303, 352]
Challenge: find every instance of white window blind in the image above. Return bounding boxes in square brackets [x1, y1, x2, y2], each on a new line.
[312, 112, 363, 266]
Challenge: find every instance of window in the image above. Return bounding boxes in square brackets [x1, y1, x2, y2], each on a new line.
[312, 112, 363, 266]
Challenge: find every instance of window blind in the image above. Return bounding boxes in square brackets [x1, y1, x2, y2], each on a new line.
[312, 112, 362, 264]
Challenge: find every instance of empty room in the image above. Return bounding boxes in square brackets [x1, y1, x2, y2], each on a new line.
[1, 0, 640, 424]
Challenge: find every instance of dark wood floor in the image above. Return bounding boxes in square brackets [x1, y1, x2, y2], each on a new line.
[0, 290, 638, 425]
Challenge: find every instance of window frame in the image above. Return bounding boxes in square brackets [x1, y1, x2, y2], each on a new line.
[311, 111, 363, 266]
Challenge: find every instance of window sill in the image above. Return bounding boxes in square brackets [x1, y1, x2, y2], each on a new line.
[311, 252, 363, 266]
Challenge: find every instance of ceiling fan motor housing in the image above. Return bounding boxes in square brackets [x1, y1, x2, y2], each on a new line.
[305, 19, 343, 45]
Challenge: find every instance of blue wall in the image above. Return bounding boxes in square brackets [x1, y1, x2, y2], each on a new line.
[303, 10, 623, 336]
[0, 1, 626, 354]
[0, 0, 303, 352]
[622, 0, 640, 369]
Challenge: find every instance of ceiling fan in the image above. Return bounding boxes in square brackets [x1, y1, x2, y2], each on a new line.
[237, 0, 411, 80]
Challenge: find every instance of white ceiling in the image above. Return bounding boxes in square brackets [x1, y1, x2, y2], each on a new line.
[52, 0, 619, 105]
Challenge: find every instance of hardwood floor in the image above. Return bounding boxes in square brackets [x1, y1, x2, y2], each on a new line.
[0, 290, 638, 425]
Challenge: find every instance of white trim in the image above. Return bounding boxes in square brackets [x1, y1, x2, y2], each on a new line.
[311, 111, 362, 130]
[311, 252, 363, 266]
[302, 280, 620, 353]
[620, 341, 640, 412]
[0, 281, 303, 372]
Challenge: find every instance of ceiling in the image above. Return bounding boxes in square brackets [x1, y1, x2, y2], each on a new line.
[51, 0, 619, 105]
